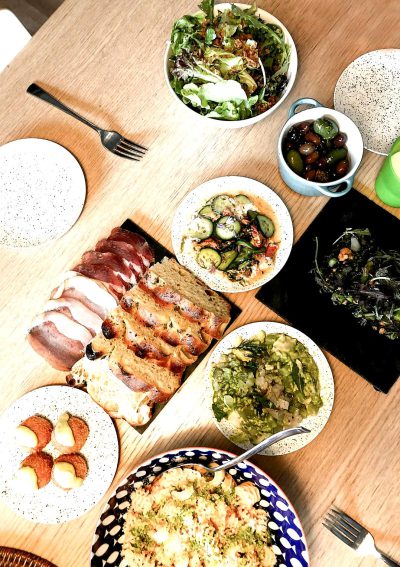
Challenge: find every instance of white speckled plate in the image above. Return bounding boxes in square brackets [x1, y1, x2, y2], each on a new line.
[334, 49, 400, 155]
[0, 386, 119, 524]
[0, 138, 86, 247]
[205, 322, 334, 455]
[172, 176, 293, 293]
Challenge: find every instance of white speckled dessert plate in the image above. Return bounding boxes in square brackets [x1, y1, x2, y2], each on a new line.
[0, 386, 119, 524]
[334, 49, 400, 155]
[172, 176, 293, 293]
[205, 322, 334, 455]
[0, 138, 86, 247]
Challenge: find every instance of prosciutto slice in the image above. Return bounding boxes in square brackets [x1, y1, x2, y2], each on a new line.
[51, 275, 118, 319]
[81, 251, 134, 285]
[109, 228, 155, 267]
[43, 298, 103, 335]
[95, 239, 146, 278]
[73, 263, 126, 297]
[28, 322, 85, 371]
[28, 311, 93, 371]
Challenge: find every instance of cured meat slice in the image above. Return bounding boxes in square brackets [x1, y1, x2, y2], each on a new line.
[109, 228, 155, 267]
[43, 298, 103, 335]
[51, 275, 118, 319]
[95, 239, 146, 277]
[73, 263, 126, 297]
[81, 251, 134, 285]
[30, 311, 93, 346]
[28, 323, 84, 371]
[27, 311, 93, 371]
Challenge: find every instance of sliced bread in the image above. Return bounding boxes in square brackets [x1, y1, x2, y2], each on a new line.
[89, 333, 182, 400]
[103, 307, 198, 368]
[67, 358, 153, 427]
[121, 287, 212, 356]
[142, 258, 231, 338]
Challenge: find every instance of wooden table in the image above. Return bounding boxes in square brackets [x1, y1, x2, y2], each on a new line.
[0, 0, 399, 565]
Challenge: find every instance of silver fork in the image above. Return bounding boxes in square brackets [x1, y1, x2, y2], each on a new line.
[323, 508, 399, 566]
[170, 426, 310, 473]
[27, 83, 147, 161]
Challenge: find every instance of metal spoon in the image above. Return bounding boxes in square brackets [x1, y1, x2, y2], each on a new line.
[176, 426, 310, 473]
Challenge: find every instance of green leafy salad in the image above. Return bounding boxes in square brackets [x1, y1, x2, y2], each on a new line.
[211, 332, 323, 445]
[168, 0, 290, 120]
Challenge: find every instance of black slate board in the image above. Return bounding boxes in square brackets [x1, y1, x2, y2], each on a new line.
[255, 190, 400, 393]
[121, 218, 241, 431]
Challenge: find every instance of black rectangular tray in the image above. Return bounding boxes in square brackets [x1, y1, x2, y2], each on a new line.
[122, 219, 241, 431]
[255, 191, 400, 393]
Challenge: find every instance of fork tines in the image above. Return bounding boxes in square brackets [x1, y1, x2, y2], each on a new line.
[323, 508, 362, 549]
[114, 138, 147, 160]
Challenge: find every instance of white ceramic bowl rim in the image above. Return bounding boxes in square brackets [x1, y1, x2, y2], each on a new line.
[278, 106, 364, 186]
[164, 3, 298, 127]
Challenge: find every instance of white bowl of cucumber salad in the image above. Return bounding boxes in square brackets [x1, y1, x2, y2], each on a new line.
[172, 176, 293, 293]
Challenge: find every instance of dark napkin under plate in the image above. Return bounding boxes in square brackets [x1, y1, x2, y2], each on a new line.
[255, 190, 400, 393]
[122, 219, 241, 431]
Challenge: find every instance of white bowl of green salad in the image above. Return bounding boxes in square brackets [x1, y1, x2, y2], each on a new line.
[164, 1, 298, 128]
[206, 322, 335, 455]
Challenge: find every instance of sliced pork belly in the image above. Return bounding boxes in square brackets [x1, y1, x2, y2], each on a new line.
[51, 274, 118, 319]
[95, 239, 146, 278]
[73, 263, 126, 297]
[28, 311, 93, 371]
[81, 251, 134, 285]
[109, 228, 155, 267]
[43, 298, 103, 335]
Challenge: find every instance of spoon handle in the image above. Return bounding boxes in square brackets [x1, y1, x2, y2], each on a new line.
[213, 426, 310, 472]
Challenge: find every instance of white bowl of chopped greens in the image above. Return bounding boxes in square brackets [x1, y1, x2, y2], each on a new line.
[164, 1, 297, 127]
[206, 322, 334, 455]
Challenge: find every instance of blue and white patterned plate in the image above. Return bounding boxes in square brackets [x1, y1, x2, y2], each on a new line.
[91, 447, 310, 567]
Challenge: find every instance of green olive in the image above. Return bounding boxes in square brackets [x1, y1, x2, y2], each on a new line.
[326, 147, 348, 166]
[286, 149, 303, 174]
[313, 118, 339, 140]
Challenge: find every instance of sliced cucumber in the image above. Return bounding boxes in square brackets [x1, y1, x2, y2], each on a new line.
[215, 216, 241, 240]
[248, 210, 258, 220]
[230, 248, 253, 268]
[218, 250, 238, 271]
[237, 239, 258, 250]
[197, 248, 221, 269]
[212, 194, 233, 214]
[199, 205, 218, 221]
[188, 216, 213, 240]
[257, 215, 275, 237]
[235, 194, 252, 205]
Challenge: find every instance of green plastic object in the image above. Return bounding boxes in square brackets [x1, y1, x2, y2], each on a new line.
[375, 136, 400, 207]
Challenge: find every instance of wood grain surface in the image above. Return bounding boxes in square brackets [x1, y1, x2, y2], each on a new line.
[0, 1, 399, 566]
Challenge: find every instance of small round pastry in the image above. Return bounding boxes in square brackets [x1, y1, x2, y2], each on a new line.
[52, 453, 88, 490]
[53, 412, 89, 453]
[14, 452, 53, 490]
[16, 415, 53, 451]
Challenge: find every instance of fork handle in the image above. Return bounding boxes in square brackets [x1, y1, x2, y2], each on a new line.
[379, 550, 400, 566]
[27, 83, 100, 134]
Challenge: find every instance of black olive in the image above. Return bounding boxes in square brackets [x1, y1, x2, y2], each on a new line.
[101, 321, 116, 339]
[86, 343, 100, 360]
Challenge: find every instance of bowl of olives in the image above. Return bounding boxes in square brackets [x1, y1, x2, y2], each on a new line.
[278, 97, 364, 197]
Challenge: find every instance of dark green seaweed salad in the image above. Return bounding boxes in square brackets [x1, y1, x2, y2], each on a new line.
[168, 1, 290, 120]
[314, 229, 400, 340]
